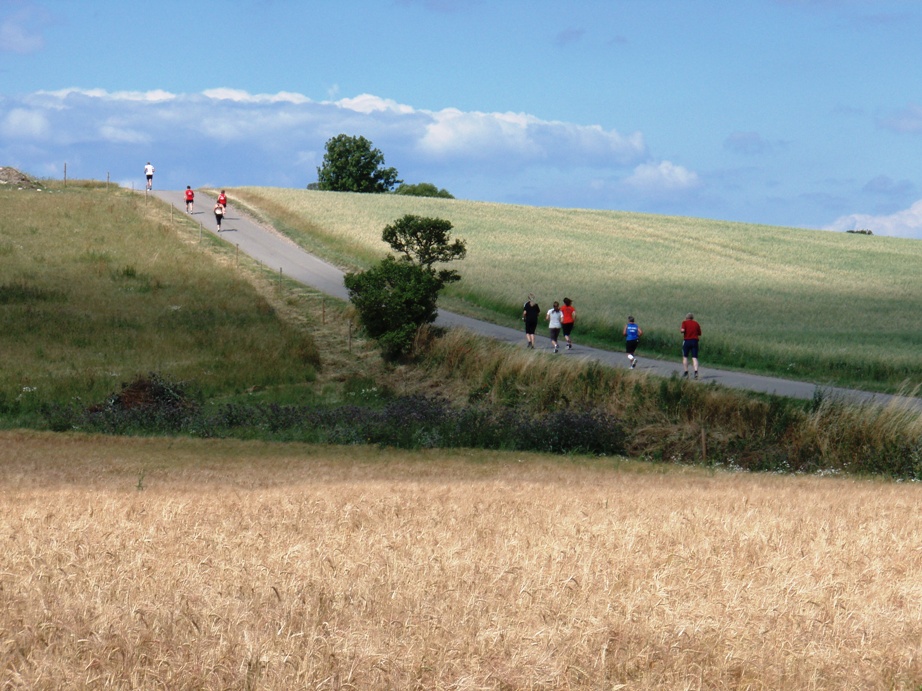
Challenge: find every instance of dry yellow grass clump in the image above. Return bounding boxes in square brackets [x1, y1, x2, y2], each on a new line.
[2, 431, 921, 689]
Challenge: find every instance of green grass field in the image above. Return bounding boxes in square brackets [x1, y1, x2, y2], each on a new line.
[231, 187, 922, 393]
[0, 183, 325, 418]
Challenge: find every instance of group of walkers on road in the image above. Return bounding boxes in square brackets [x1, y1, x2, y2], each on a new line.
[523, 295, 576, 354]
[522, 293, 702, 376]
[146, 162, 229, 232]
[182, 185, 229, 230]
[624, 311, 702, 377]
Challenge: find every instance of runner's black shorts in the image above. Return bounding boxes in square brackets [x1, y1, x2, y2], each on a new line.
[682, 339, 699, 358]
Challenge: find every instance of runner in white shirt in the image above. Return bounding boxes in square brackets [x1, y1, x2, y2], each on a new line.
[546, 301, 563, 353]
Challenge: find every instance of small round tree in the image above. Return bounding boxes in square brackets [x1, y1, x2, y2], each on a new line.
[345, 215, 466, 359]
[316, 134, 401, 193]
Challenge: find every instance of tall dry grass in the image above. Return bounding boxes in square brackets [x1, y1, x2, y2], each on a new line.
[422, 327, 922, 475]
[2, 431, 921, 689]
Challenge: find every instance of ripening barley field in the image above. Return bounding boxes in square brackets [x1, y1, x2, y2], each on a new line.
[3, 431, 921, 689]
[232, 187, 922, 391]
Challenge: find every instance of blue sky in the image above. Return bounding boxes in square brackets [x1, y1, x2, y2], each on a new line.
[3, 0, 922, 237]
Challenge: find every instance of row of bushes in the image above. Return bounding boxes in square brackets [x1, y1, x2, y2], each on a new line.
[39, 357, 922, 480]
[42, 374, 627, 457]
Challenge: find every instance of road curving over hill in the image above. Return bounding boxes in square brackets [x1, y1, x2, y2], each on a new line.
[152, 189, 921, 412]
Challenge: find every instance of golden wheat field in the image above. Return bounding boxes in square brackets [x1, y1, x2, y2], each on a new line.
[2, 431, 921, 689]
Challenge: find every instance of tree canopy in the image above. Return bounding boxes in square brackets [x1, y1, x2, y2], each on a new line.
[395, 182, 454, 199]
[381, 215, 467, 289]
[316, 134, 401, 193]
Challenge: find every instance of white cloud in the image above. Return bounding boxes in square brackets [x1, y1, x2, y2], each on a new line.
[827, 200, 922, 239]
[624, 160, 701, 193]
[203, 88, 310, 104]
[420, 109, 535, 158]
[37, 88, 177, 103]
[15, 87, 644, 167]
[1, 108, 49, 139]
[0, 86, 651, 201]
[335, 94, 415, 115]
[419, 108, 645, 165]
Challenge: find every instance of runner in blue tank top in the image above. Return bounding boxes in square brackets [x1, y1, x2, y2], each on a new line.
[623, 316, 643, 369]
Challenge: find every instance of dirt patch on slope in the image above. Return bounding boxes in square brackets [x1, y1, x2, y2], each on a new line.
[0, 167, 43, 189]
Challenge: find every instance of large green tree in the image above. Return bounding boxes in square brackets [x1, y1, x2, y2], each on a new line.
[316, 134, 401, 193]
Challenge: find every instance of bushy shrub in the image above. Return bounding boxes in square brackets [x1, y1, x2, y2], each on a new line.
[344, 257, 441, 359]
[43, 373, 201, 435]
[346, 215, 466, 359]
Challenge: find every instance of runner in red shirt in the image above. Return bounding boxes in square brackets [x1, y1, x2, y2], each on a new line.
[560, 297, 576, 350]
[184, 186, 195, 213]
[217, 190, 227, 213]
[680, 313, 702, 379]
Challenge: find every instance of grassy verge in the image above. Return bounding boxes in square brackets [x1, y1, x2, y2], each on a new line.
[38, 323, 922, 480]
[0, 182, 328, 423]
[418, 328, 922, 478]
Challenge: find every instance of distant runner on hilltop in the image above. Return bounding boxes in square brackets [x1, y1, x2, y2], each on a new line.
[144, 161, 155, 190]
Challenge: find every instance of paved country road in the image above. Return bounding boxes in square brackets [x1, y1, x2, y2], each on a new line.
[151, 189, 921, 411]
